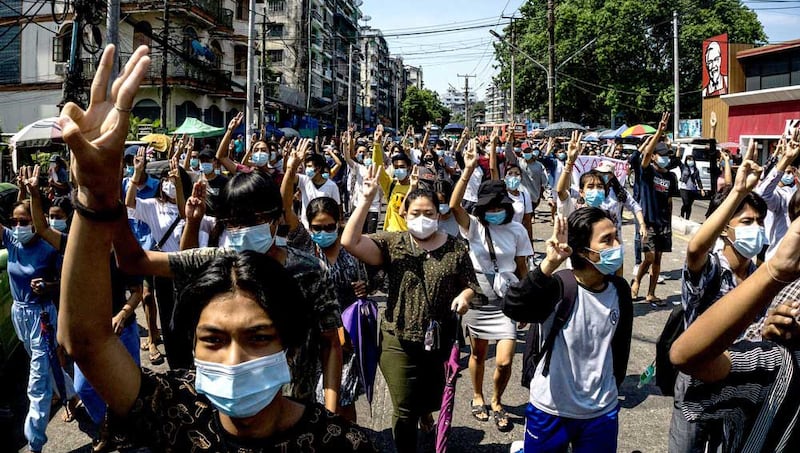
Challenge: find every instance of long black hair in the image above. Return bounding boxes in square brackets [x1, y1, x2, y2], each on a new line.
[175, 251, 312, 352]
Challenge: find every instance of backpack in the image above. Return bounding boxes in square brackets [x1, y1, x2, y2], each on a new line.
[520, 270, 630, 388]
[654, 254, 722, 396]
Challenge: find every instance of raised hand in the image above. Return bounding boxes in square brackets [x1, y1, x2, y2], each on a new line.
[228, 111, 244, 131]
[58, 44, 151, 208]
[761, 300, 800, 342]
[168, 157, 180, 181]
[658, 112, 671, 133]
[490, 126, 500, 145]
[464, 139, 478, 169]
[733, 159, 763, 194]
[567, 130, 583, 162]
[544, 215, 572, 268]
[362, 163, 380, 199]
[409, 165, 419, 188]
[185, 180, 207, 222]
[744, 139, 757, 162]
[24, 165, 41, 191]
[374, 124, 384, 142]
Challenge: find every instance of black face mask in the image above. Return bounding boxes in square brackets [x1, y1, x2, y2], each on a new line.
[422, 156, 435, 165]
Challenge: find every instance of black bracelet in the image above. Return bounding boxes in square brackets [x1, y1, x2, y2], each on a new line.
[72, 194, 126, 222]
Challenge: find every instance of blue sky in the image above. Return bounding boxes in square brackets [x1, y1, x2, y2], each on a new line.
[363, 0, 797, 101]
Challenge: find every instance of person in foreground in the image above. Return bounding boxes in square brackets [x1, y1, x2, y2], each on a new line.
[503, 209, 632, 453]
[670, 137, 800, 452]
[56, 44, 376, 452]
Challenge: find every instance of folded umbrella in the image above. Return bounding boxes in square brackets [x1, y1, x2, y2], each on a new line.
[341, 298, 379, 405]
[39, 310, 67, 406]
[435, 337, 462, 453]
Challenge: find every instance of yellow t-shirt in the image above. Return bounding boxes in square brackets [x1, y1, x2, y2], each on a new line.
[379, 173, 409, 232]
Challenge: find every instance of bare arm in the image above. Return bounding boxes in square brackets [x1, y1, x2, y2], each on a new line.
[217, 113, 244, 174]
[488, 126, 500, 181]
[557, 130, 582, 201]
[341, 165, 384, 266]
[24, 166, 64, 251]
[449, 140, 477, 230]
[641, 112, 670, 168]
[179, 180, 206, 251]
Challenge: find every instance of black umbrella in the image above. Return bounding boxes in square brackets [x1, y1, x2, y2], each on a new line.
[541, 121, 586, 138]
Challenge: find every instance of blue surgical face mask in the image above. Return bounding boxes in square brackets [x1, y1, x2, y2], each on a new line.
[557, 152, 567, 161]
[13, 225, 35, 244]
[730, 224, 767, 259]
[125, 165, 134, 177]
[522, 152, 533, 160]
[686, 160, 695, 168]
[304, 167, 317, 178]
[438, 203, 450, 215]
[311, 230, 338, 248]
[656, 156, 670, 168]
[583, 189, 605, 207]
[484, 210, 506, 225]
[436, 149, 445, 157]
[600, 174, 611, 184]
[215, 168, 222, 175]
[190, 158, 199, 168]
[363, 158, 373, 167]
[252, 152, 269, 167]
[322, 172, 330, 180]
[532, 149, 541, 158]
[195, 350, 291, 419]
[223, 222, 275, 254]
[505, 175, 521, 191]
[49, 218, 68, 232]
[200, 162, 214, 174]
[782, 174, 794, 186]
[394, 168, 408, 180]
[585, 245, 624, 275]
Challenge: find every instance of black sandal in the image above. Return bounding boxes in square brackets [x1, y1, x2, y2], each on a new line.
[492, 408, 512, 432]
[470, 401, 490, 422]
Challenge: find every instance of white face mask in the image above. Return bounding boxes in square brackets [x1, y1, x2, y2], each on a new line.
[162, 180, 176, 199]
[406, 214, 438, 240]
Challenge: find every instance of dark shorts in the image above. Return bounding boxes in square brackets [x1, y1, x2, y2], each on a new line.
[643, 226, 672, 253]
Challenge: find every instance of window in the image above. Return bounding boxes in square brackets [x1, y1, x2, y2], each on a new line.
[234, 46, 247, 77]
[133, 21, 152, 49]
[268, 49, 283, 64]
[52, 23, 72, 63]
[235, 0, 246, 20]
[210, 40, 222, 69]
[268, 0, 285, 13]
[268, 23, 284, 37]
[0, 25, 21, 84]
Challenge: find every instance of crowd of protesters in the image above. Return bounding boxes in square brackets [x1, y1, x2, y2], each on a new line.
[6, 44, 800, 453]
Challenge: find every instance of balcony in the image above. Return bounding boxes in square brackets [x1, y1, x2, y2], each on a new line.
[311, 9, 324, 26]
[145, 55, 232, 93]
[121, 0, 233, 31]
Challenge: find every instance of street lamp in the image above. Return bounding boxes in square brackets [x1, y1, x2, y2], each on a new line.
[490, 30, 595, 124]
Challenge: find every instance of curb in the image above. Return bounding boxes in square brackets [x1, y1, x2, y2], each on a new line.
[672, 215, 701, 237]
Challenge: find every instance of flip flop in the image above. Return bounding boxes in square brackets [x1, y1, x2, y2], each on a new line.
[492, 408, 512, 432]
[648, 296, 667, 307]
[149, 348, 165, 365]
[470, 401, 490, 422]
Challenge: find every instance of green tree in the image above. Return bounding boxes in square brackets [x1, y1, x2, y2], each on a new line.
[401, 86, 452, 129]
[496, 0, 765, 126]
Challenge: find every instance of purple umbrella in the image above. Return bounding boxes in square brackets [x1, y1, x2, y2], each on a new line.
[436, 339, 462, 453]
[341, 298, 379, 404]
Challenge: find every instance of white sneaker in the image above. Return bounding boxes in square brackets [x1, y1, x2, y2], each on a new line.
[658, 274, 666, 284]
[510, 440, 524, 453]
[632, 264, 640, 277]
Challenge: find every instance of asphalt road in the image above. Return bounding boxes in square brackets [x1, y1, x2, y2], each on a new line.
[10, 197, 710, 453]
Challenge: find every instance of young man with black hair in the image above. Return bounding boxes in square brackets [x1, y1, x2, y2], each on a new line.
[371, 125, 412, 232]
[669, 155, 767, 452]
[286, 151, 341, 229]
[503, 208, 632, 452]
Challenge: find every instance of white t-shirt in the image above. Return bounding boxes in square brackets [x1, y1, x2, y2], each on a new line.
[463, 167, 483, 203]
[460, 214, 533, 275]
[132, 198, 214, 252]
[529, 281, 620, 419]
[297, 173, 342, 228]
[508, 188, 533, 225]
[347, 161, 381, 213]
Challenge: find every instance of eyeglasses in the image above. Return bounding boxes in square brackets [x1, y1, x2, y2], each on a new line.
[9, 218, 30, 227]
[222, 212, 275, 229]
[309, 223, 337, 233]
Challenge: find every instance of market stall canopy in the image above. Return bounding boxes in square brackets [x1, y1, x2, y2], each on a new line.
[9, 117, 61, 149]
[139, 133, 172, 152]
[541, 121, 586, 138]
[172, 117, 225, 138]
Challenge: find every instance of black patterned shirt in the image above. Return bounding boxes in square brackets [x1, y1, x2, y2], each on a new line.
[109, 368, 377, 452]
[168, 246, 341, 402]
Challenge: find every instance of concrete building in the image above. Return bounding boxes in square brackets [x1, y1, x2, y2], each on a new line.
[441, 85, 477, 118]
[359, 26, 391, 127]
[485, 83, 510, 123]
[406, 64, 423, 90]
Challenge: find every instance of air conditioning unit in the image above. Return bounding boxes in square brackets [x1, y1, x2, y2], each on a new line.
[55, 62, 67, 76]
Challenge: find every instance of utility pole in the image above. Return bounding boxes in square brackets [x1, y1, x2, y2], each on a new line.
[246, 0, 256, 145]
[546, 0, 555, 124]
[106, 0, 120, 84]
[347, 43, 354, 127]
[502, 15, 518, 122]
[60, 1, 84, 109]
[160, 0, 169, 128]
[458, 73, 475, 129]
[673, 10, 680, 140]
[260, 6, 267, 130]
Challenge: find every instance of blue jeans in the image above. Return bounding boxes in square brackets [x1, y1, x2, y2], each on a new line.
[524, 403, 619, 453]
[74, 320, 141, 424]
[11, 301, 75, 452]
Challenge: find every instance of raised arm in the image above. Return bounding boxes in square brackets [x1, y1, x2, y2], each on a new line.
[57, 44, 150, 418]
[169, 158, 186, 219]
[641, 112, 670, 168]
[421, 122, 432, 151]
[181, 136, 194, 170]
[180, 180, 206, 251]
[326, 147, 343, 177]
[216, 112, 244, 174]
[281, 140, 311, 231]
[557, 130, 582, 201]
[341, 164, 384, 266]
[488, 126, 500, 181]
[24, 165, 65, 251]
[686, 160, 762, 275]
[449, 139, 478, 230]
[504, 124, 519, 167]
